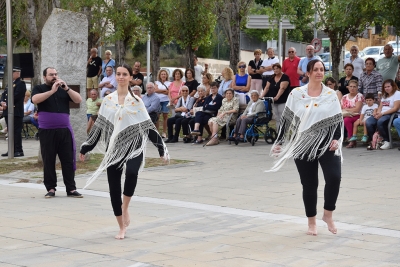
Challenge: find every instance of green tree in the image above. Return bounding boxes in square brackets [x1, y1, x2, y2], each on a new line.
[172, 0, 217, 68]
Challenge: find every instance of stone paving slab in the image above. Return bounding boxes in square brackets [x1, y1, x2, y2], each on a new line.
[1, 139, 400, 266]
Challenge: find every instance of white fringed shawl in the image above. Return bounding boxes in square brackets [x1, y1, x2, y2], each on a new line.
[267, 84, 343, 172]
[82, 92, 169, 189]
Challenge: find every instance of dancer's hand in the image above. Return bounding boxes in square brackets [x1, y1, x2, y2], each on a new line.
[329, 140, 339, 151]
[272, 145, 281, 155]
[79, 153, 85, 161]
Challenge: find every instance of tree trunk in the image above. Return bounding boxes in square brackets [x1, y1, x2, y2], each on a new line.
[329, 33, 341, 82]
[228, 2, 241, 74]
[26, 0, 41, 86]
[151, 35, 161, 76]
[115, 39, 127, 65]
[185, 46, 194, 69]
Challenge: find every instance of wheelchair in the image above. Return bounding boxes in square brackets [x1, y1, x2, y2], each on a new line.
[229, 97, 277, 146]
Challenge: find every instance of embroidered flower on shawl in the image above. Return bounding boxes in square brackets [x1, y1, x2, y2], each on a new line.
[314, 103, 318, 107]
[306, 105, 309, 108]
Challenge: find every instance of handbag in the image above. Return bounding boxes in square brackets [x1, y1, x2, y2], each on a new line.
[193, 106, 203, 116]
[175, 112, 183, 118]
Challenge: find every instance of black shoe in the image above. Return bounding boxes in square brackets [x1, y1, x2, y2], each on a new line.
[14, 152, 24, 157]
[170, 138, 178, 143]
[67, 191, 83, 198]
[1, 152, 8, 157]
[165, 138, 173, 143]
[183, 137, 191, 143]
[398, 147, 400, 151]
[45, 191, 55, 198]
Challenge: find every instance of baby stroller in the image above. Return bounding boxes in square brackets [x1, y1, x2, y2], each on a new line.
[229, 97, 277, 146]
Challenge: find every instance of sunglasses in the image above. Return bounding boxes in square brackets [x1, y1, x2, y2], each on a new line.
[288, 51, 295, 53]
[238, 65, 246, 68]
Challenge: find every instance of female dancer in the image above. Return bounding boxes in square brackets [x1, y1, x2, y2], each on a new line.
[79, 64, 169, 239]
[268, 59, 343, 236]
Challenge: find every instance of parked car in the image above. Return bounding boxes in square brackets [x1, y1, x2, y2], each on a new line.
[362, 46, 384, 61]
[319, 53, 332, 71]
[0, 54, 7, 79]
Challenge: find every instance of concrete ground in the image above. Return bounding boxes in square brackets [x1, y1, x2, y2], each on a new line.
[0, 137, 400, 267]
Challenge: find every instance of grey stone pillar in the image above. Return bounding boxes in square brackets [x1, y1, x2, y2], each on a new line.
[41, 8, 88, 155]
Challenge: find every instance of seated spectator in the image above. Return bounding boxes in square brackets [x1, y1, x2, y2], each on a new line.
[260, 63, 290, 129]
[86, 89, 102, 121]
[181, 85, 207, 143]
[218, 67, 234, 96]
[103, 89, 112, 97]
[184, 68, 199, 97]
[338, 63, 358, 100]
[232, 61, 251, 104]
[366, 79, 400, 150]
[191, 82, 223, 144]
[23, 91, 35, 124]
[325, 77, 339, 98]
[30, 111, 39, 130]
[341, 80, 364, 148]
[99, 66, 117, 97]
[230, 90, 265, 143]
[359, 58, 383, 101]
[132, 85, 142, 98]
[349, 93, 378, 143]
[154, 69, 171, 138]
[142, 82, 161, 123]
[165, 86, 194, 143]
[206, 89, 239, 146]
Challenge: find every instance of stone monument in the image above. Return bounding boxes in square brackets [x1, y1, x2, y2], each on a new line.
[41, 8, 88, 155]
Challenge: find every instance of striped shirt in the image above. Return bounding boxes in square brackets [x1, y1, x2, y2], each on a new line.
[358, 70, 382, 100]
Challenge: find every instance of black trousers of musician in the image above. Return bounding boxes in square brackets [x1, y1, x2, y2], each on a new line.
[107, 153, 143, 216]
[39, 128, 76, 192]
[294, 150, 341, 217]
[5, 116, 24, 153]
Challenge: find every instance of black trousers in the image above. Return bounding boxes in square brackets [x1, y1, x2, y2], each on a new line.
[39, 128, 76, 192]
[194, 112, 213, 135]
[262, 75, 271, 90]
[149, 112, 158, 124]
[107, 153, 143, 216]
[180, 117, 193, 135]
[167, 116, 187, 140]
[5, 116, 23, 153]
[294, 150, 341, 217]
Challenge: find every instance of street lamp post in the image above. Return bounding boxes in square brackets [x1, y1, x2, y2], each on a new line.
[6, 0, 14, 159]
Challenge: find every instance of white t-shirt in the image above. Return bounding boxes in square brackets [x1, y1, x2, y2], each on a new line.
[194, 65, 204, 83]
[361, 103, 378, 121]
[155, 81, 171, 102]
[344, 56, 365, 79]
[261, 57, 279, 75]
[381, 90, 400, 114]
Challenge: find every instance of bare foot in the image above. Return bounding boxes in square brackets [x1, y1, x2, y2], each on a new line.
[322, 214, 337, 234]
[115, 227, 126, 239]
[307, 216, 317, 236]
[123, 209, 130, 227]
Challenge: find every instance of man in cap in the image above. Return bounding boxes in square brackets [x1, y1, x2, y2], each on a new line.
[0, 67, 27, 157]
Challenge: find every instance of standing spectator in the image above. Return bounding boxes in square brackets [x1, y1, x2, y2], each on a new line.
[396, 65, 400, 89]
[344, 45, 365, 79]
[154, 69, 171, 138]
[248, 49, 264, 95]
[376, 44, 400, 81]
[165, 86, 194, 143]
[129, 61, 144, 93]
[86, 48, 102, 98]
[282, 47, 300, 91]
[297, 45, 321, 86]
[218, 67, 234, 96]
[193, 55, 208, 83]
[338, 63, 358, 100]
[86, 89, 102, 121]
[184, 68, 199, 97]
[341, 80, 364, 148]
[200, 73, 213, 95]
[168, 69, 185, 107]
[232, 61, 251, 104]
[142, 82, 161, 123]
[366, 79, 400, 150]
[31, 67, 83, 198]
[260, 48, 279, 89]
[101, 50, 115, 79]
[260, 63, 290, 129]
[99, 66, 117, 97]
[359, 58, 383, 100]
[0, 67, 26, 157]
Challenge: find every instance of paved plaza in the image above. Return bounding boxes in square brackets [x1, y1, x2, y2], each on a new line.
[0, 138, 400, 267]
